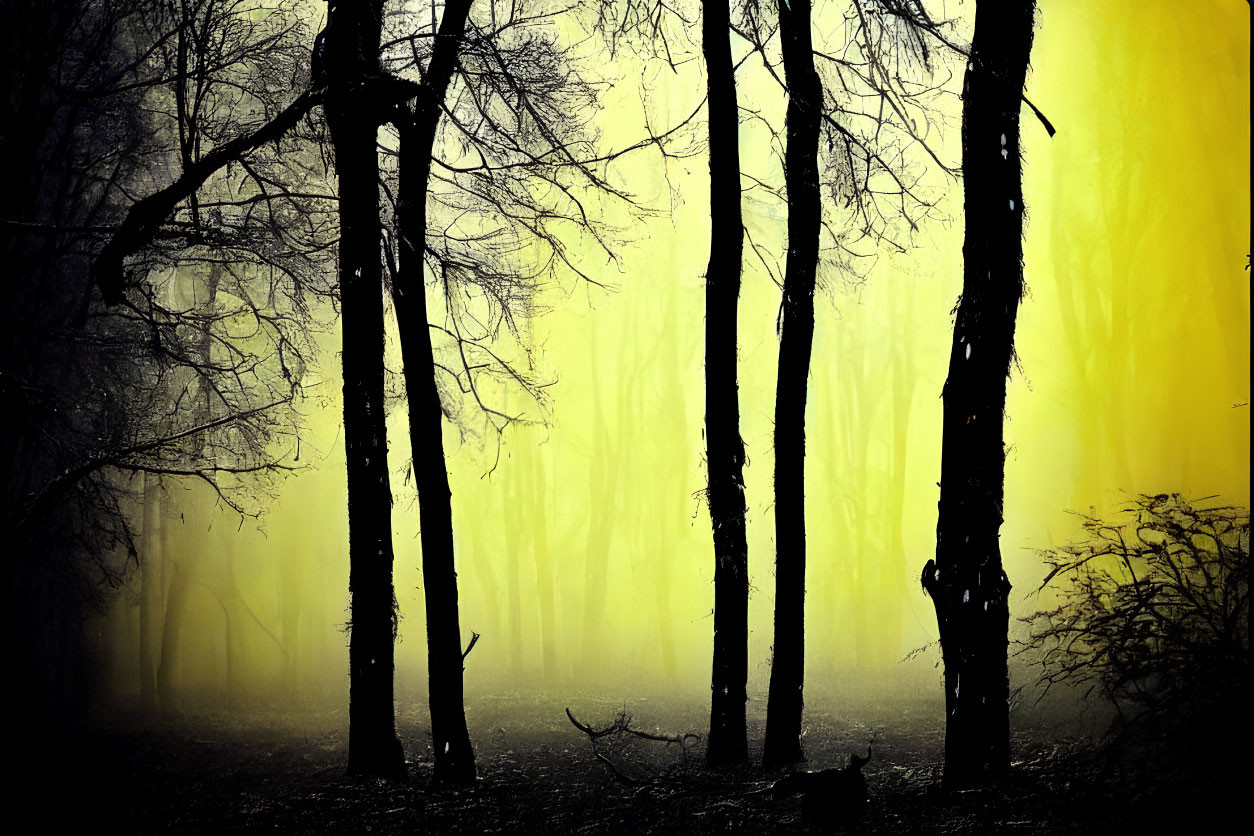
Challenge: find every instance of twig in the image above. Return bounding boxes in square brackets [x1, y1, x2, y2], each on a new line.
[462, 631, 481, 662]
[15, 396, 293, 532]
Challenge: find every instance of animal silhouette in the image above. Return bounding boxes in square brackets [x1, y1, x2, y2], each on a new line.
[770, 746, 872, 826]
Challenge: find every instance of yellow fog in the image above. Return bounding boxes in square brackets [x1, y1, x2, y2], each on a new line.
[97, 1, 1250, 717]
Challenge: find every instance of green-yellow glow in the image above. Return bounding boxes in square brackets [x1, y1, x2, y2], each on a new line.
[98, 0, 1250, 715]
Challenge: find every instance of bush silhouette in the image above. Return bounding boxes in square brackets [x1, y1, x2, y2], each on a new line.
[1022, 493, 1249, 757]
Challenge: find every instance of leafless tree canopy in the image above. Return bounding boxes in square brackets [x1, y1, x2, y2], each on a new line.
[379, 0, 681, 442]
[4, 0, 329, 605]
[733, 0, 954, 286]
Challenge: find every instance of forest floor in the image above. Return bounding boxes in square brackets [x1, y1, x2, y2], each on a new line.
[35, 691, 1244, 834]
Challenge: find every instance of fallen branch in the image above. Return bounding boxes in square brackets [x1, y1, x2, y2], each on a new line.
[564, 707, 700, 787]
[566, 708, 647, 787]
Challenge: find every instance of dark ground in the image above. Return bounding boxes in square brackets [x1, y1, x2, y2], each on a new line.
[28, 693, 1246, 834]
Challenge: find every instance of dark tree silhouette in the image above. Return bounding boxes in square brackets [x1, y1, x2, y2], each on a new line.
[382, 0, 676, 781]
[701, 0, 750, 768]
[762, 0, 823, 770]
[391, 0, 477, 785]
[701, 0, 949, 766]
[920, 0, 1039, 787]
[592, 0, 752, 766]
[322, 0, 407, 779]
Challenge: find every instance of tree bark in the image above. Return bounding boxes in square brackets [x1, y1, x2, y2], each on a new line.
[921, 0, 1037, 787]
[763, 0, 822, 770]
[324, 0, 405, 779]
[392, 0, 476, 785]
[702, 0, 749, 768]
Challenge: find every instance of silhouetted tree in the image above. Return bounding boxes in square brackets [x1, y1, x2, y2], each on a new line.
[320, 0, 409, 779]
[702, 0, 751, 768]
[601, 0, 944, 769]
[731, 0, 951, 766]
[82, 0, 691, 785]
[77, 0, 410, 778]
[390, 0, 477, 784]
[762, 0, 822, 770]
[920, 0, 1039, 786]
[385, 0, 655, 781]
[593, 0, 751, 765]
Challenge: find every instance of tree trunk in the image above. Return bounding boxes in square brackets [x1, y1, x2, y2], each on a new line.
[531, 451, 558, 682]
[279, 542, 305, 700]
[580, 334, 628, 673]
[324, 0, 405, 779]
[139, 473, 164, 711]
[702, 0, 749, 768]
[507, 490, 525, 678]
[392, 0, 476, 785]
[581, 340, 615, 670]
[156, 556, 188, 712]
[921, 0, 1037, 787]
[885, 299, 915, 661]
[763, 0, 822, 770]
